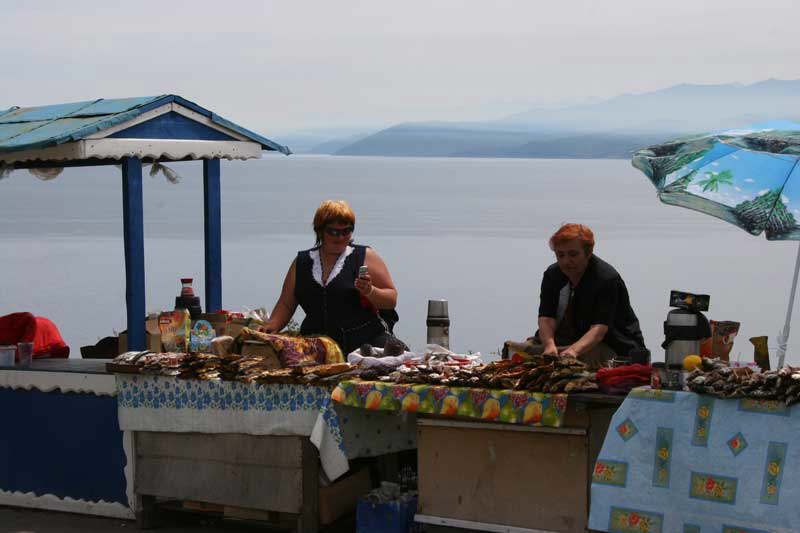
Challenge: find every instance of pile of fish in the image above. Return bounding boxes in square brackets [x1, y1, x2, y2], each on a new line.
[136, 352, 186, 376]
[239, 362, 354, 385]
[186, 352, 223, 380]
[378, 354, 599, 393]
[385, 363, 483, 387]
[111, 350, 354, 384]
[687, 357, 800, 404]
[487, 355, 598, 393]
[113, 347, 604, 393]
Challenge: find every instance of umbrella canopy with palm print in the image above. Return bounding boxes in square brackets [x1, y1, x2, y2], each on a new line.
[633, 121, 800, 366]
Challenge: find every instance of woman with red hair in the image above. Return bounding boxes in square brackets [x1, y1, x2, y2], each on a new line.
[532, 223, 645, 368]
[263, 200, 400, 354]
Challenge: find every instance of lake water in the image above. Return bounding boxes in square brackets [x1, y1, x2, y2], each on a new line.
[1, 154, 797, 365]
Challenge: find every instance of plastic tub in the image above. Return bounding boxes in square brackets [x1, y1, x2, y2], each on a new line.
[0, 345, 15, 366]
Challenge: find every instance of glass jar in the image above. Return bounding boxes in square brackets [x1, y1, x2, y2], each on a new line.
[180, 278, 195, 297]
[651, 362, 666, 389]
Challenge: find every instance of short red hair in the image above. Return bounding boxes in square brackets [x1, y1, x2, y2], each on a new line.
[313, 200, 356, 245]
[549, 223, 595, 254]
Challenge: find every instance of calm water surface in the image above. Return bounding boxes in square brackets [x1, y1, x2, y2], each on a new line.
[0, 155, 797, 364]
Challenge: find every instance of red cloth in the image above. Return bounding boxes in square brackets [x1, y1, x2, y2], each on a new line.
[596, 364, 651, 387]
[0, 312, 70, 360]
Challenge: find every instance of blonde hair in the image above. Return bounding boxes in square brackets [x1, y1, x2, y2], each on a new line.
[313, 200, 356, 245]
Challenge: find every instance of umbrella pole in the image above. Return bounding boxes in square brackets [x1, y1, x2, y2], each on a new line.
[778, 242, 800, 368]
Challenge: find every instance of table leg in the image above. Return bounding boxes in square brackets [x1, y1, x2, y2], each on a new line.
[297, 439, 319, 533]
[136, 494, 157, 530]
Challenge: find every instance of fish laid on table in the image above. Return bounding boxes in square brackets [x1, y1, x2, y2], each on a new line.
[687, 357, 800, 404]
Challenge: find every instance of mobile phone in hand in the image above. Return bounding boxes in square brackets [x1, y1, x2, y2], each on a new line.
[358, 265, 369, 278]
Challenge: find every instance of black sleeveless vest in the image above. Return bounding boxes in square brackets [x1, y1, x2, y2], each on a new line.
[294, 244, 386, 354]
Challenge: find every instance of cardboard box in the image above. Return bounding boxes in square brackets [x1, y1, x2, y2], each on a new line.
[225, 317, 250, 339]
[118, 332, 161, 354]
[118, 313, 163, 354]
[118, 315, 162, 354]
[240, 341, 281, 369]
[320, 467, 372, 525]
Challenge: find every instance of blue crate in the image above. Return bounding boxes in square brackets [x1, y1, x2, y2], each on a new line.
[356, 495, 418, 533]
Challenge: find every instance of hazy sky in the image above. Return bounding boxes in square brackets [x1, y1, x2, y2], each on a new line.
[3, 0, 798, 133]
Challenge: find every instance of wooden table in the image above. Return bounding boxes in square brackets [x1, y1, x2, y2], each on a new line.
[415, 394, 623, 533]
[134, 432, 321, 532]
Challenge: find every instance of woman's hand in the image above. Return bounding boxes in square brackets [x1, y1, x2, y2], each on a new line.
[559, 346, 580, 358]
[260, 321, 279, 334]
[354, 272, 374, 296]
[542, 340, 559, 356]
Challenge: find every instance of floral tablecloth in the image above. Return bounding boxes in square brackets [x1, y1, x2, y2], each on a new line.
[331, 380, 568, 428]
[589, 387, 800, 533]
[115, 375, 416, 481]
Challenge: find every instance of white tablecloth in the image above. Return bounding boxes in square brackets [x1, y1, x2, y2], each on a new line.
[115, 375, 416, 480]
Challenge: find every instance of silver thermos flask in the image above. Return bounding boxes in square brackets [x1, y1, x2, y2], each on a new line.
[426, 299, 450, 349]
[664, 309, 702, 366]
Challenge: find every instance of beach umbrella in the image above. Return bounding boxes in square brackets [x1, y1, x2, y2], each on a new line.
[632, 121, 800, 367]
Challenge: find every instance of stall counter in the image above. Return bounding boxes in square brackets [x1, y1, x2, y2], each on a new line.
[590, 388, 800, 532]
[414, 393, 623, 533]
[0, 359, 133, 519]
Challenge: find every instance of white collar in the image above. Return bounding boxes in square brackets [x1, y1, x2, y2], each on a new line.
[310, 245, 354, 287]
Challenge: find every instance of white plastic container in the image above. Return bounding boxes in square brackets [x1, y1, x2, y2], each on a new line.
[0, 345, 15, 366]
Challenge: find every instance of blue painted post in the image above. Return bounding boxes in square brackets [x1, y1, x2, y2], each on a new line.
[121, 157, 146, 350]
[204, 158, 222, 313]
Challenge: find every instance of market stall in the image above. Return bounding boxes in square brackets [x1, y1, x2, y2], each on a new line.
[589, 362, 800, 533]
[116, 374, 416, 481]
[0, 94, 291, 350]
[0, 94, 290, 520]
[330, 352, 636, 533]
[109, 331, 418, 532]
[0, 360, 133, 519]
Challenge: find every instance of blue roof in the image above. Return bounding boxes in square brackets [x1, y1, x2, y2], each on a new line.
[0, 95, 291, 155]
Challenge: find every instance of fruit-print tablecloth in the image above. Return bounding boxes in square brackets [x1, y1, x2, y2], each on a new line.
[331, 380, 568, 428]
[589, 387, 799, 533]
[115, 375, 416, 481]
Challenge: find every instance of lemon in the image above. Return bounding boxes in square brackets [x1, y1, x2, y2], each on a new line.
[683, 355, 702, 372]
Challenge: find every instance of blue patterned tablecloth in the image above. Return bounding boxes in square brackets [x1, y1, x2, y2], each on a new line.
[589, 388, 798, 533]
[115, 375, 416, 481]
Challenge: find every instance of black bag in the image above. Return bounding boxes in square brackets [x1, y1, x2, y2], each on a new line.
[379, 308, 400, 334]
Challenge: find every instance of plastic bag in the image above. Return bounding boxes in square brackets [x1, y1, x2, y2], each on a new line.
[347, 348, 419, 369]
[241, 306, 269, 328]
[425, 344, 482, 365]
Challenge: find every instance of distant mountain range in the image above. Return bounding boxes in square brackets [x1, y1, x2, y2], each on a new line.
[279, 79, 800, 159]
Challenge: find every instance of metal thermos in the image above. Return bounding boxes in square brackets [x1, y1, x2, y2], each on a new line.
[426, 299, 450, 349]
[664, 309, 701, 366]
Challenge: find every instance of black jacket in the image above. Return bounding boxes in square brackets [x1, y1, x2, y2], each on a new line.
[538, 255, 645, 357]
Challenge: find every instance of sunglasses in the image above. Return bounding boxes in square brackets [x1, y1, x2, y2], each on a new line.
[324, 225, 354, 237]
